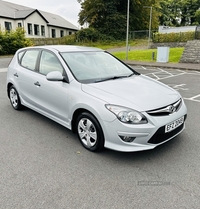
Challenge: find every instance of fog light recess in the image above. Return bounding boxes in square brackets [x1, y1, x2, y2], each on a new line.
[119, 136, 136, 143]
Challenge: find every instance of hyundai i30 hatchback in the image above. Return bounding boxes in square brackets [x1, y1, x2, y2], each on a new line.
[6, 45, 187, 152]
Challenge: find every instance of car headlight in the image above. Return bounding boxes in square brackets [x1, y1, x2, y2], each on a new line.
[105, 105, 147, 124]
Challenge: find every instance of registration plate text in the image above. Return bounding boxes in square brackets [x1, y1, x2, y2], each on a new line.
[165, 116, 184, 133]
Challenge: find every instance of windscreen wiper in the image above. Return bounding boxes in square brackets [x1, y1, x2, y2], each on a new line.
[95, 74, 134, 83]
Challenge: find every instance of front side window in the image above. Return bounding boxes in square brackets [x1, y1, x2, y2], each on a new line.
[18, 22, 22, 28]
[39, 51, 63, 75]
[34, 24, 39, 35]
[21, 50, 40, 71]
[5, 22, 12, 31]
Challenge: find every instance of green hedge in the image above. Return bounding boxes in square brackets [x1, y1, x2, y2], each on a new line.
[75, 28, 115, 42]
[0, 28, 33, 55]
[153, 31, 195, 43]
[31, 34, 77, 46]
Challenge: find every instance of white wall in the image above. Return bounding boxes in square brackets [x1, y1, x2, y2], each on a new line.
[0, 18, 15, 30]
[47, 26, 76, 38]
[0, 12, 76, 38]
[159, 26, 197, 34]
[24, 12, 47, 38]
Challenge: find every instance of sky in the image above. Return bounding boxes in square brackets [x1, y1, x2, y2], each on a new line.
[4, 0, 82, 27]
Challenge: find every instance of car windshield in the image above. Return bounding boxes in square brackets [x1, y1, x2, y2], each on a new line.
[60, 51, 136, 83]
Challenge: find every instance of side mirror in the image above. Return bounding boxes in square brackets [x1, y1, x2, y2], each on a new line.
[46, 71, 63, 81]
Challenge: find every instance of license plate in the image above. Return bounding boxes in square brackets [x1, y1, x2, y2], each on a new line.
[165, 116, 184, 133]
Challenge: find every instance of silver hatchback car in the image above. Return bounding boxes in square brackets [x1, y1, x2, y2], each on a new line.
[6, 45, 187, 152]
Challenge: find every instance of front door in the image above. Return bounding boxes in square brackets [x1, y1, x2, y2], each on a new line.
[32, 50, 70, 126]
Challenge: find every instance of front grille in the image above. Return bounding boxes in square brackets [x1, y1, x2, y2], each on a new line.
[147, 99, 182, 116]
[148, 115, 187, 144]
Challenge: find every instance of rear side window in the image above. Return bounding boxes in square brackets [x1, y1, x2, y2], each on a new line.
[21, 50, 39, 71]
[18, 51, 25, 62]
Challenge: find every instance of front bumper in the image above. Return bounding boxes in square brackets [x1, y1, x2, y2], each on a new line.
[102, 101, 187, 152]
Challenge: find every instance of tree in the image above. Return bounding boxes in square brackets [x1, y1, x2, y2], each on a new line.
[195, 9, 200, 24]
[159, 0, 182, 26]
[159, 0, 200, 26]
[180, 0, 200, 25]
[77, 0, 160, 40]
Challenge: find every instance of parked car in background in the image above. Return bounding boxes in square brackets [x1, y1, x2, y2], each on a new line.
[6, 45, 187, 152]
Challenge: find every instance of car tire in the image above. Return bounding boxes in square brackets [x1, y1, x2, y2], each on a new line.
[76, 112, 104, 152]
[9, 85, 23, 110]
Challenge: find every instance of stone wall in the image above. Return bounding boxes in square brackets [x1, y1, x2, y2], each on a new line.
[180, 40, 200, 63]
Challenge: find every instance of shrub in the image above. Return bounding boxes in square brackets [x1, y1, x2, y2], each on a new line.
[76, 28, 100, 42]
[0, 27, 33, 55]
[59, 34, 76, 45]
[75, 28, 116, 43]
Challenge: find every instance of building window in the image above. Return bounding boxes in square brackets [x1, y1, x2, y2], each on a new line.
[60, 30, 64, 37]
[52, 29, 56, 38]
[27, 23, 33, 35]
[18, 22, 22, 28]
[5, 22, 12, 31]
[69, 31, 72, 35]
[41, 26, 45, 36]
[34, 24, 39, 36]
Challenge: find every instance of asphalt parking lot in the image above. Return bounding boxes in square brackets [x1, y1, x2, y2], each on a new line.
[0, 61, 200, 208]
[133, 65, 200, 103]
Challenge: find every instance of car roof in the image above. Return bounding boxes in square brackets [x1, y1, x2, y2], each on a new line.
[20, 45, 104, 53]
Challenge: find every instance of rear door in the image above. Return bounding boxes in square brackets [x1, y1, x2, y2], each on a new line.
[17, 49, 41, 108]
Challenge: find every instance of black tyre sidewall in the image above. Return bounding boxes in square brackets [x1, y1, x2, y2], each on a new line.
[76, 112, 104, 152]
[9, 85, 22, 110]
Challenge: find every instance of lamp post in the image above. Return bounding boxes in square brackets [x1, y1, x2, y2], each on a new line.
[126, 0, 130, 60]
[143, 6, 152, 48]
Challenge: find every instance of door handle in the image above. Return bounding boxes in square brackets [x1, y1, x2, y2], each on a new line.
[14, 73, 18, 77]
[34, 81, 41, 87]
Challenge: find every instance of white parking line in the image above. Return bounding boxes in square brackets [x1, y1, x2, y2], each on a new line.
[173, 84, 189, 91]
[152, 73, 160, 79]
[157, 72, 186, 81]
[184, 98, 200, 103]
[142, 68, 187, 81]
[158, 68, 174, 76]
[187, 71, 200, 75]
[141, 66, 147, 70]
[187, 94, 200, 100]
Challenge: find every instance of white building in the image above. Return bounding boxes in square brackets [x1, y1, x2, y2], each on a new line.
[158, 26, 197, 34]
[0, 0, 78, 38]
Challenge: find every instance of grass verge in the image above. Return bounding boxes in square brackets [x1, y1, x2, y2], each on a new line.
[112, 47, 184, 63]
[78, 39, 148, 50]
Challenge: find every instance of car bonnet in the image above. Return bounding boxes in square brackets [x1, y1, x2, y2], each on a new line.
[81, 75, 180, 112]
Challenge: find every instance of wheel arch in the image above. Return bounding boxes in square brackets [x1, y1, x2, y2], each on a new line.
[72, 108, 105, 151]
[71, 108, 103, 134]
[7, 82, 14, 98]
